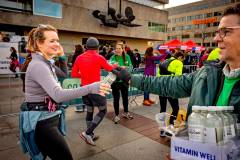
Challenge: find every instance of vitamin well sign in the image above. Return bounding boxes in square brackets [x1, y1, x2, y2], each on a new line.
[192, 17, 217, 25]
[171, 137, 236, 160]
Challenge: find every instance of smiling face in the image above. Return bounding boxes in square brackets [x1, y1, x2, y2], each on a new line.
[37, 31, 60, 59]
[214, 15, 240, 69]
[115, 44, 123, 56]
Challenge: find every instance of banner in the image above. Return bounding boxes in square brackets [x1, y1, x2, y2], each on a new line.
[192, 17, 217, 25]
[0, 42, 18, 74]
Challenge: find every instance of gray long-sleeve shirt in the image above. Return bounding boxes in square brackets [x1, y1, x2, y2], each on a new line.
[25, 53, 100, 103]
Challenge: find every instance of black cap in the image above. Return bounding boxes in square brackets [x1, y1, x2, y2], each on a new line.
[86, 37, 99, 50]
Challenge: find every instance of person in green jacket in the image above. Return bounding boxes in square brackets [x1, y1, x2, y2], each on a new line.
[109, 43, 133, 123]
[130, 3, 240, 135]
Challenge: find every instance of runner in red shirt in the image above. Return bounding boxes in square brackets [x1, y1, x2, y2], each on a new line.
[71, 37, 116, 145]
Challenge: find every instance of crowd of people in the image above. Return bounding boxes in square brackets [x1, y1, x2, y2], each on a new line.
[11, 2, 240, 159]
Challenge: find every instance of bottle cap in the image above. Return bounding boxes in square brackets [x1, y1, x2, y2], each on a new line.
[192, 105, 200, 111]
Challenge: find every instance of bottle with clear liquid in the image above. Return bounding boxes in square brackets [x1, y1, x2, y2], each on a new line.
[216, 107, 231, 143]
[232, 113, 240, 137]
[199, 106, 208, 118]
[100, 72, 116, 95]
[102, 72, 116, 85]
[224, 106, 236, 138]
[199, 106, 208, 143]
[188, 106, 205, 143]
[205, 106, 223, 145]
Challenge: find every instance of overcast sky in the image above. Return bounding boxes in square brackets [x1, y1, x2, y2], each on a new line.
[164, 0, 202, 8]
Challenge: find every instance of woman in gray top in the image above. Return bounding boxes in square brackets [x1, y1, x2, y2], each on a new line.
[19, 24, 111, 160]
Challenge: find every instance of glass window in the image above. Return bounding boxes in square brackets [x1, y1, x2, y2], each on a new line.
[0, 0, 32, 12]
[33, 0, 62, 18]
[182, 34, 190, 39]
[212, 42, 217, 47]
[205, 13, 212, 18]
[214, 11, 222, 16]
[204, 32, 212, 38]
[148, 22, 166, 33]
[184, 25, 192, 30]
[195, 24, 200, 29]
[206, 23, 211, 27]
[194, 33, 202, 38]
[205, 43, 210, 47]
[213, 22, 220, 26]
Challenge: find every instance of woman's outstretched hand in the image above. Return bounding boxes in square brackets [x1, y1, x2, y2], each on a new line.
[99, 82, 112, 96]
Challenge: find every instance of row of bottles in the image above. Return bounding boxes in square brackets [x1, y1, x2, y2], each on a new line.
[188, 106, 240, 145]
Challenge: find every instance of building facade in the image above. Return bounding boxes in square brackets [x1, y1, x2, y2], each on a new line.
[167, 0, 240, 48]
[0, 0, 168, 54]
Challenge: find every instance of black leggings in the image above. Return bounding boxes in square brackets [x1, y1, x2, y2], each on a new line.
[82, 94, 107, 135]
[159, 96, 179, 125]
[34, 115, 73, 160]
[111, 82, 129, 116]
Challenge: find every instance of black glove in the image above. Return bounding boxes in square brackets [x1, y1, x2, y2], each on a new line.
[111, 67, 131, 83]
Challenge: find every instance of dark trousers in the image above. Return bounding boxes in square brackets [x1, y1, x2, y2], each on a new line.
[111, 82, 129, 116]
[34, 115, 73, 160]
[159, 96, 179, 125]
[144, 91, 149, 100]
[82, 94, 107, 135]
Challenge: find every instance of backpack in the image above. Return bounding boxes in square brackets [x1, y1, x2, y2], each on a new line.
[159, 58, 175, 75]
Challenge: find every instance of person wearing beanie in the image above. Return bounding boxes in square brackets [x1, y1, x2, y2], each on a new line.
[86, 37, 99, 50]
[71, 37, 117, 146]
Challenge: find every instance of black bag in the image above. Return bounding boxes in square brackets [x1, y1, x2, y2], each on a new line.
[159, 58, 175, 75]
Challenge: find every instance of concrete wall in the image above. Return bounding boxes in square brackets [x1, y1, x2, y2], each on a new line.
[59, 31, 156, 54]
[0, 0, 167, 40]
[0, 0, 167, 53]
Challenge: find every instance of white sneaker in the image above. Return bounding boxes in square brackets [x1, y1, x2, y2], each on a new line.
[114, 116, 120, 124]
[80, 131, 96, 146]
[91, 133, 99, 141]
[160, 129, 166, 137]
[164, 125, 176, 137]
[122, 112, 133, 119]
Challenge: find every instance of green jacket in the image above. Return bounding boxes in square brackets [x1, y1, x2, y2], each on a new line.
[131, 61, 240, 120]
[109, 54, 133, 82]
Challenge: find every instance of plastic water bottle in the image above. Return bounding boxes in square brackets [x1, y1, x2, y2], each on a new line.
[103, 72, 116, 85]
[225, 106, 236, 138]
[216, 107, 231, 143]
[199, 106, 208, 118]
[188, 106, 205, 142]
[233, 113, 240, 137]
[199, 106, 208, 143]
[205, 106, 223, 145]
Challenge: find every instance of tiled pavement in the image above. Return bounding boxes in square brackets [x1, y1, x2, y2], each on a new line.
[105, 111, 171, 147]
[0, 94, 189, 160]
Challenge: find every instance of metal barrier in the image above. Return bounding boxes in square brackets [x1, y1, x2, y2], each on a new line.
[128, 67, 144, 106]
[0, 68, 145, 117]
[0, 72, 25, 117]
[183, 65, 198, 73]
